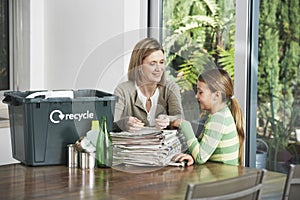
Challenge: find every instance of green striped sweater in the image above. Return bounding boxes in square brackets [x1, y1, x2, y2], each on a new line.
[180, 106, 239, 166]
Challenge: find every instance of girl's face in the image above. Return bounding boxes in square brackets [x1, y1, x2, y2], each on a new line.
[140, 50, 165, 84]
[195, 81, 214, 112]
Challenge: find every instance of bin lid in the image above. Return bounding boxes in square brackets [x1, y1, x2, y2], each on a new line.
[2, 89, 118, 105]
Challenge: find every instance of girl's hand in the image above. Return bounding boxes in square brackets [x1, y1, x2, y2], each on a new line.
[172, 153, 194, 166]
[126, 116, 144, 132]
[171, 119, 184, 128]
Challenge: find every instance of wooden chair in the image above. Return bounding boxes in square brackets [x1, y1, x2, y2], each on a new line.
[282, 164, 300, 200]
[185, 169, 266, 200]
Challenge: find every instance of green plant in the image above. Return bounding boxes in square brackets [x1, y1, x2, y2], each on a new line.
[257, 0, 300, 173]
[259, 102, 300, 171]
[257, 54, 299, 171]
[163, 0, 236, 92]
[258, 67, 300, 170]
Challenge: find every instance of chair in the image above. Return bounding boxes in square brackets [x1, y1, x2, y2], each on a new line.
[282, 164, 300, 200]
[185, 169, 266, 200]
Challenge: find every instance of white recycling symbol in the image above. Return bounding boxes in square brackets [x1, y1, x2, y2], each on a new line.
[50, 110, 64, 124]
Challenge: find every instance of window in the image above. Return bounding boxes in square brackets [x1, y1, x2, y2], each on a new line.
[155, 0, 300, 172]
[256, 0, 300, 173]
[0, 0, 29, 127]
[151, 0, 257, 167]
[161, 0, 236, 122]
[0, 0, 9, 127]
[0, 0, 9, 91]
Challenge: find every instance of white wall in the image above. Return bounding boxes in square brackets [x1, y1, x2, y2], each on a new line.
[30, 0, 147, 92]
[1, 0, 147, 165]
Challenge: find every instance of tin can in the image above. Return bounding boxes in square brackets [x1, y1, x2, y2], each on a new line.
[75, 136, 96, 153]
[67, 144, 78, 168]
[79, 152, 96, 169]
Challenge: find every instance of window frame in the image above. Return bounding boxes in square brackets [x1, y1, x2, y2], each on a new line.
[0, 0, 10, 128]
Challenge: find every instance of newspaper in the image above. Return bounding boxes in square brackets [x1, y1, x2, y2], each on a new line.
[110, 128, 187, 167]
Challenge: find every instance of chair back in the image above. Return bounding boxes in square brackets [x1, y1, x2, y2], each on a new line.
[282, 164, 300, 200]
[185, 169, 266, 200]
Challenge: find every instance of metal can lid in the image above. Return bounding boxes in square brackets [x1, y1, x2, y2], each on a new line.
[75, 136, 96, 153]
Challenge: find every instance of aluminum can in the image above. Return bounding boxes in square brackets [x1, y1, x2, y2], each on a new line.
[79, 152, 96, 169]
[67, 144, 78, 168]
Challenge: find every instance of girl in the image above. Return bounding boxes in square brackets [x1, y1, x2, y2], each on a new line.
[173, 68, 245, 166]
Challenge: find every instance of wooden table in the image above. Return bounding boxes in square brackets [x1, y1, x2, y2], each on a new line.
[0, 162, 286, 200]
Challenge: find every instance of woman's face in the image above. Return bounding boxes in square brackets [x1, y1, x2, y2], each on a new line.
[195, 81, 214, 112]
[140, 50, 165, 84]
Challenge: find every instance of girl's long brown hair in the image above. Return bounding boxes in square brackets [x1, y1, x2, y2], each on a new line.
[198, 68, 245, 165]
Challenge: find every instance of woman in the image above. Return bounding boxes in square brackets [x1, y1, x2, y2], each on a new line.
[173, 68, 245, 166]
[113, 38, 184, 132]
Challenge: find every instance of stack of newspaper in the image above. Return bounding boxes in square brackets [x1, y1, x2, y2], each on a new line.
[110, 128, 187, 166]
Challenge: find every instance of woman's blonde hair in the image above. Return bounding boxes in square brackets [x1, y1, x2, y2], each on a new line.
[198, 68, 245, 165]
[127, 38, 166, 86]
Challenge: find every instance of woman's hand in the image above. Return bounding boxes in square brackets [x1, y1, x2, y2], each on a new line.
[126, 116, 144, 132]
[155, 114, 170, 130]
[172, 153, 194, 166]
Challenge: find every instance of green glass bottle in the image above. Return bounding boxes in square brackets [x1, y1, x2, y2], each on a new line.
[96, 116, 113, 167]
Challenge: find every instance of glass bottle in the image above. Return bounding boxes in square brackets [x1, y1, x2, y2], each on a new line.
[96, 116, 113, 167]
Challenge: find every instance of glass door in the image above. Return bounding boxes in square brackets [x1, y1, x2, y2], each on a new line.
[157, 0, 258, 167]
[256, 0, 300, 173]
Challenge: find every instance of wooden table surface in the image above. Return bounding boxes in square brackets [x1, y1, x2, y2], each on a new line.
[0, 162, 286, 200]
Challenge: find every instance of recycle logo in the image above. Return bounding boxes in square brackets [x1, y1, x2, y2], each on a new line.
[49, 110, 65, 124]
[49, 109, 94, 124]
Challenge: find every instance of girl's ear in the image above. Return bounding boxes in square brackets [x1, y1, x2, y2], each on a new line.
[214, 91, 222, 100]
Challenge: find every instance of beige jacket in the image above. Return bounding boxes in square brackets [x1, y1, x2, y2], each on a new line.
[113, 80, 184, 131]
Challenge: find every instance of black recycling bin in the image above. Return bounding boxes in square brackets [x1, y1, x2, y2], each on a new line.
[2, 89, 118, 166]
